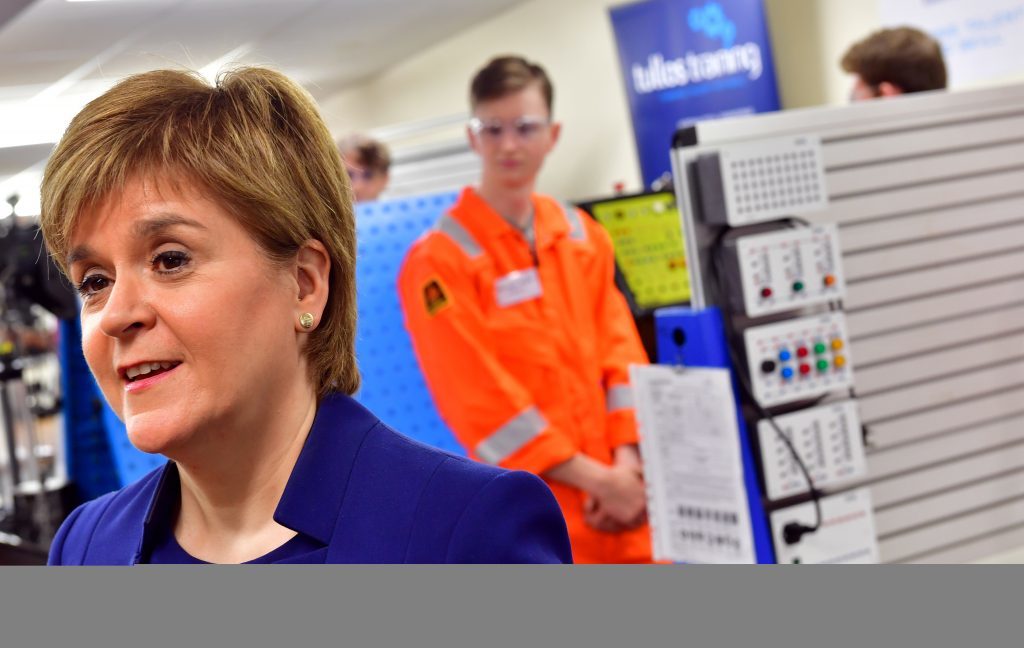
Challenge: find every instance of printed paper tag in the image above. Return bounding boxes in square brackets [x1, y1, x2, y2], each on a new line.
[495, 268, 543, 308]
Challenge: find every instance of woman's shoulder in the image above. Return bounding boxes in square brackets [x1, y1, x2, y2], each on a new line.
[354, 424, 572, 563]
[360, 421, 514, 489]
[48, 464, 169, 565]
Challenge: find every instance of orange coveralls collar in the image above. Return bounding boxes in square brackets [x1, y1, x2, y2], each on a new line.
[398, 188, 651, 563]
[449, 187, 570, 250]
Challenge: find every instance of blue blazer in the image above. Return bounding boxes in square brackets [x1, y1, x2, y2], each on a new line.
[48, 393, 573, 564]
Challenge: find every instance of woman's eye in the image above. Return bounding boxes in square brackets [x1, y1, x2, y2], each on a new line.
[153, 250, 190, 272]
[76, 275, 110, 297]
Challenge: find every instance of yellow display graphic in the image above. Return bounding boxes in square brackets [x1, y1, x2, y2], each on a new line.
[590, 193, 691, 309]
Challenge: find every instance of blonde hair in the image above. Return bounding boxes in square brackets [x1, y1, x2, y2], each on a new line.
[40, 67, 360, 397]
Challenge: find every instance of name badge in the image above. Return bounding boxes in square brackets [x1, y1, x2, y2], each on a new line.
[495, 268, 543, 308]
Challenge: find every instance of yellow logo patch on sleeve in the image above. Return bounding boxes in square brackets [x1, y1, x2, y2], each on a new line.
[423, 277, 452, 316]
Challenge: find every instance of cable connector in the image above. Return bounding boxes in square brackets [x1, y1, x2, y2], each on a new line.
[782, 521, 816, 546]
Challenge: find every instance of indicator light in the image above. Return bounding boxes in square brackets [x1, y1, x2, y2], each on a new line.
[814, 342, 827, 355]
[799, 364, 811, 376]
[834, 355, 847, 368]
[779, 349, 792, 362]
[816, 359, 829, 372]
[792, 281, 805, 292]
[796, 347, 809, 358]
[824, 274, 836, 287]
[831, 338, 844, 351]
[781, 367, 795, 380]
[760, 287, 773, 299]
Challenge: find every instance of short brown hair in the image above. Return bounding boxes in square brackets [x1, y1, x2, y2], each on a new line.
[40, 67, 359, 398]
[841, 27, 947, 94]
[470, 56, 553, 113]
[339, 134, 391, 175]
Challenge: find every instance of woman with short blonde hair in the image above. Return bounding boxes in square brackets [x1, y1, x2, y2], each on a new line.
[42, 67, 571, 565]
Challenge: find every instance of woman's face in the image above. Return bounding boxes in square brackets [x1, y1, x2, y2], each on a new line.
[67, 175, 308, 456]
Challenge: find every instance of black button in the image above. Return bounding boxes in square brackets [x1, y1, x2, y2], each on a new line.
[761, 360, 777, 374]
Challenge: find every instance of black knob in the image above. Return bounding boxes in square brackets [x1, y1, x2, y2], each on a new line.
[761, 360, 777, 374]
[671, 328, 686, 348]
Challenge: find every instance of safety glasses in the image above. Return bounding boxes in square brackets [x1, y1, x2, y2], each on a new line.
[345, 165, 377, 181]
[468, 115, 551, 142]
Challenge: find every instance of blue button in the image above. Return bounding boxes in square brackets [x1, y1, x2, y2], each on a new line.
[781, 367, 795, 380]
[779, 349, 792, 362]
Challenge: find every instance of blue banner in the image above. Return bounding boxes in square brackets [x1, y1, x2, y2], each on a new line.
[609, 0, 781, 187]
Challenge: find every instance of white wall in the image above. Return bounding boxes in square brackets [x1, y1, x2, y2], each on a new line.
[766, 0, 880, 108]
[313, 0, 887, 200]
[320, 0, 640, 201]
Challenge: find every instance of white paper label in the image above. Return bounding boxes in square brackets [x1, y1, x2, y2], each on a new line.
[494, 268, 543, 308]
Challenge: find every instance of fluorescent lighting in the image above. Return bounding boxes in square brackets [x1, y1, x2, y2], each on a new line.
[199, 43, 253, 84]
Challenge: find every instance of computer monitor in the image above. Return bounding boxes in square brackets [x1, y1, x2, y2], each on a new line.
[577, 191, 691, 315]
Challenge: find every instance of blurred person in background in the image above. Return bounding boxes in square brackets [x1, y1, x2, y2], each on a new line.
[398, 56, 652, 564]
[339, 133, 391, 202]
[842, 26, 947, 102]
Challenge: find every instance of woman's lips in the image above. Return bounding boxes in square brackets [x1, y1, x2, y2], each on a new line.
[124, 363, 181, 393]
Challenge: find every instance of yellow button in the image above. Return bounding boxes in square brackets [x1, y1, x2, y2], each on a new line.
[834, 355, 847, 368]
[831, 338, 844, 351]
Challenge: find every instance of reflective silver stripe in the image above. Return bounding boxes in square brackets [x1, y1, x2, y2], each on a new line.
[606, 384, 634, 413]
[560, 202, 587, 242]
[435, 213, 483, 258]
[475, 407, 548, 464]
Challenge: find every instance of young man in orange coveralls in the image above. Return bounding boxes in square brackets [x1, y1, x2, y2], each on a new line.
[398, 56, 652, 563]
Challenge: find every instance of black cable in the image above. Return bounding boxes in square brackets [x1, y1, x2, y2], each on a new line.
[706, 230, 824, 545]
[730, 355, 824, 546]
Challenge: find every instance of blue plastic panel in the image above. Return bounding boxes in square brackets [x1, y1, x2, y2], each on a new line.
[353, 192, 463, 455]
[59, 319, 164, 500]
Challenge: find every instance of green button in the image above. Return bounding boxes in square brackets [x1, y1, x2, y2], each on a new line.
[816, 359, 829, 372]
[814, 343, 827, 355]
[793, 281, 804, 292]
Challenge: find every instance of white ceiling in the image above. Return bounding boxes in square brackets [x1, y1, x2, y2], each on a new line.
[0, 0, 523, 215]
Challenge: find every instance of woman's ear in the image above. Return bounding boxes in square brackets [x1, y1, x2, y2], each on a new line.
[294, 239, 331, 332]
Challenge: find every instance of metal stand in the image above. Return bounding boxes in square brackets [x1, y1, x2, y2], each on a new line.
[0, 351, 54, 544]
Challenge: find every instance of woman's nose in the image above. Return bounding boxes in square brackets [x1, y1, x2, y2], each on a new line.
[98, 273, 156, 338]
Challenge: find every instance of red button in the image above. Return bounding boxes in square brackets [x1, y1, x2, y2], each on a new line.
[796, 347, 809, 358]
[799, 364, 811, 375]
[760, 287, 773, 298]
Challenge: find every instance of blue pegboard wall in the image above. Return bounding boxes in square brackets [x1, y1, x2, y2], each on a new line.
[354, 192, 464, 455]
[58, 319, 165, 501]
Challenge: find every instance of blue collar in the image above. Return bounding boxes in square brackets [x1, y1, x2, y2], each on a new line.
[137, 393, 380, 560]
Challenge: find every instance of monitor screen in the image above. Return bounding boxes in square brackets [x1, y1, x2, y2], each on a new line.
[578, 191, 691, 314]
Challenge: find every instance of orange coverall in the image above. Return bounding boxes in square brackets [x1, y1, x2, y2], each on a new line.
[397, 187, 651, 563]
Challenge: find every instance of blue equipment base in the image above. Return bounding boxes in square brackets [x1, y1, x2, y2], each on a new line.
[654, 305, 776, 564]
